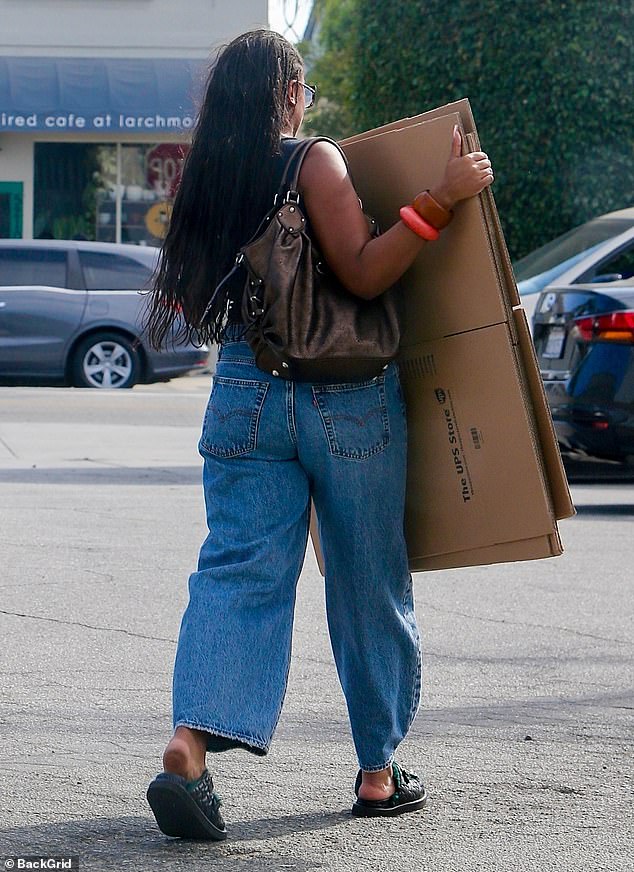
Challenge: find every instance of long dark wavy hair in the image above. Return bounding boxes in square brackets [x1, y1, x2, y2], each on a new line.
[145, 30, 303, 348]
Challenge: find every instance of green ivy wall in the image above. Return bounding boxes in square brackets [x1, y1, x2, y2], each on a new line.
[312, 0, 634, 260]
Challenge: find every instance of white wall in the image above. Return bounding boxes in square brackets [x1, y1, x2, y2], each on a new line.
[0, 0, 269, 57]
[0, 135, 33, 234]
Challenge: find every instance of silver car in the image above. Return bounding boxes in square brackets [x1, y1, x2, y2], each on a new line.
[0, 239, 209, 388]
[514, 206, 634, 325]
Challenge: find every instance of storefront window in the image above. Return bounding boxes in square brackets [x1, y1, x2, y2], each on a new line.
[96, 143, 187, 245]
[34, 143, 115, 240]
[34, 142, 188, 246]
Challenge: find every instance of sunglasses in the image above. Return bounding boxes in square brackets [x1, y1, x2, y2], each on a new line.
[297, 81, 316, 110]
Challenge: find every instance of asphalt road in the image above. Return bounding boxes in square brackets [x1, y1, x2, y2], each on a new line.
[1, 378, 632, 871]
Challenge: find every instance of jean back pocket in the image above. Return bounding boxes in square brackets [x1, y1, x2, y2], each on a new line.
[313, 377, 390, 460]
[200, 377, 269, 458]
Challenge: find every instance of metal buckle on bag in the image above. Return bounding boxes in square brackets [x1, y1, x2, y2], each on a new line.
[248, 280, 264, 317]
[249, 299, 264, 317]
[274, 190, 300, 208]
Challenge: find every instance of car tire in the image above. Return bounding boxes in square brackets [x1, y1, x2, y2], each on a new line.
[71, 332, 140, 389]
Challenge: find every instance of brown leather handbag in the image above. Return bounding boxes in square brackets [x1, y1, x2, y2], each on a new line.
[210, 137, 401, 382]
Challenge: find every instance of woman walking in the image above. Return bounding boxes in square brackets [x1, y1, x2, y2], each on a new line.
[145, 29, 494, 840]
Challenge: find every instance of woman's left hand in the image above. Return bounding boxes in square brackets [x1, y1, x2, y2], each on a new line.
[430, 126, 494, 211]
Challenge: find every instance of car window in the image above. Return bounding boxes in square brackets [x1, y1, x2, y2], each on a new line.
[0, 248, 67, 287]
[517, 242, 605, 296]
[79, 251, 154, 291]
[513, 218, 634, 282]
[578, 240, 634, 283]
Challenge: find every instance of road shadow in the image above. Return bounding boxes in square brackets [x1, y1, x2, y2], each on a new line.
[0, 809, 348, 868]
[0, 466, 201, 486]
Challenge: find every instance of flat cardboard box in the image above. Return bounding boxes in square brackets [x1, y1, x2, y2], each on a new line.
[341, 112, 517, 343]
[399, 321, 563, 570]
[310, 100, 573, 574]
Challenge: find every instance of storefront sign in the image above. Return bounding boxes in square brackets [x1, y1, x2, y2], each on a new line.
[0, 112, 195, 132]
[145, 202, 173, 239]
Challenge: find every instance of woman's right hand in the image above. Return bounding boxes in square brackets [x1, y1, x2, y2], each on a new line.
[429, 126, 494, 211]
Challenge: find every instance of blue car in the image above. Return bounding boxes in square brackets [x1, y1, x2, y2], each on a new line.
[526, 212, 634, 480]
[0, 239, 209, 388]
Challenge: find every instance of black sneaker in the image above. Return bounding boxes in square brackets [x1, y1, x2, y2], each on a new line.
[147, 769, 227, 840]
[351, 761, 427, 817]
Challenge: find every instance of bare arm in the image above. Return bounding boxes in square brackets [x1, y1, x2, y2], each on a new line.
[299, 127, 494, 300]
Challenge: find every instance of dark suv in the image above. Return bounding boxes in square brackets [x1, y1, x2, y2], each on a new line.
[532, 238, 634, 479]
[0, 240, 208, 388]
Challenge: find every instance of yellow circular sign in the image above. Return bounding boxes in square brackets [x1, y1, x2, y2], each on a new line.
[145, 202, 173, 238]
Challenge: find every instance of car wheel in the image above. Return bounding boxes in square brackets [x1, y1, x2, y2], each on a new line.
[72, 332, 140, 389]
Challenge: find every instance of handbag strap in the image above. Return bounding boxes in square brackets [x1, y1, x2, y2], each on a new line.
[245, 136, 350, 242]
[276, 136, 349, 204]
[202, 137, 349, 326]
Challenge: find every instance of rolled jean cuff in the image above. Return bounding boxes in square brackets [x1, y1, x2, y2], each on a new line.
[174, 720, 269, 756]
[359, 754, 394, 773]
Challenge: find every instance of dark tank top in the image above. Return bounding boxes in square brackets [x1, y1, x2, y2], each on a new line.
[226, 137, 300, 324]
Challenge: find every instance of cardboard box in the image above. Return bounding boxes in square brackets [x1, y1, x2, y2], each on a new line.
[310, 100, 574, 574]
[398, 320, 564, 570]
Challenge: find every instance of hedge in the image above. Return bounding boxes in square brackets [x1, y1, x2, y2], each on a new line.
[311, 0, 634, 261]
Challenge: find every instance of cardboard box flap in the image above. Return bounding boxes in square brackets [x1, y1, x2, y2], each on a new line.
[344, 107, 522, 316]
[463, 131, 521, 312]
[341, 98, 478, 146]
[310, 507, 563, 576]
[409, 531, 563, 572]
[343, 114, 511, 344]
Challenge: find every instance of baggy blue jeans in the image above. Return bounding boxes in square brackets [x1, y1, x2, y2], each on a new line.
[172, 335, 422, 771]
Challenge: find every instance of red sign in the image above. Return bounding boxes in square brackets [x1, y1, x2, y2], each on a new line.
[146, 143, 190, 197]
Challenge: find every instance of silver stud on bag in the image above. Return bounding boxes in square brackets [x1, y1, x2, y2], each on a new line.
[272, 370, 279, 377]
[282, 362, 289, 369]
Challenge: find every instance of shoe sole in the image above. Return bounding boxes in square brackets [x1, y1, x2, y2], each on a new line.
[147, 780, 227, 840]
[351, 792, 427, 818]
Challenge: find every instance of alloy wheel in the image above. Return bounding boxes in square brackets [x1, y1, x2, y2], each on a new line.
[81, 340, 134, 388]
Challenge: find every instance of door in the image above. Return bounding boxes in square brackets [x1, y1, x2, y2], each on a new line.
[0, 246, 87, 377]
[0, 182, 23, 238]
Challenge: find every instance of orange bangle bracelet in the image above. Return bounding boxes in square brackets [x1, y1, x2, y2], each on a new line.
[399, 205, 440, 241]
[412, 190, 453, 229]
